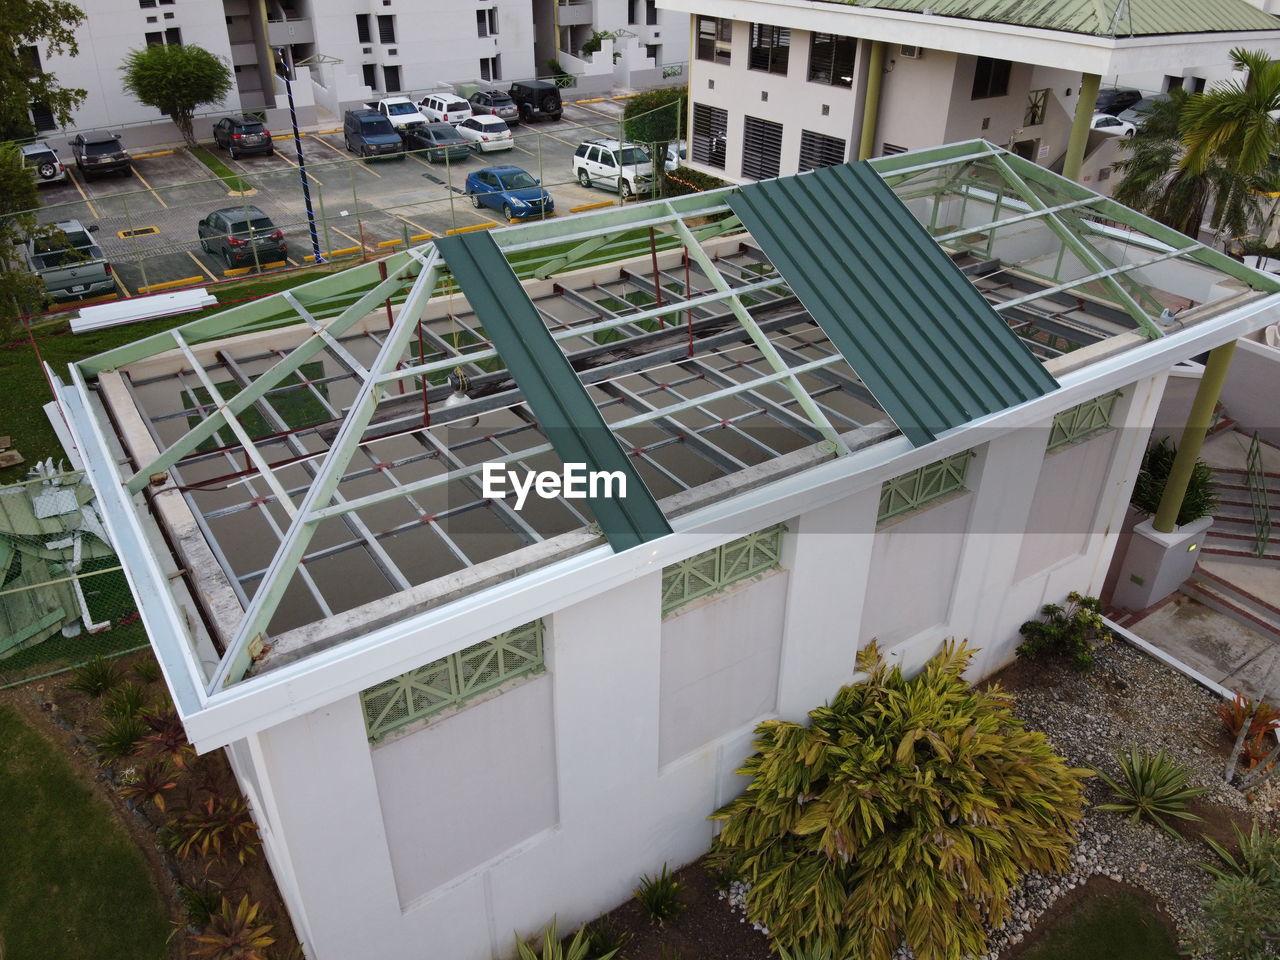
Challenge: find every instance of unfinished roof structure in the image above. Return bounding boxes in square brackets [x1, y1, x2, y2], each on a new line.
[57, 140, 1280, 746]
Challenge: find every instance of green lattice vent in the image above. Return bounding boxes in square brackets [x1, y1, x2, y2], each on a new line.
[661, 524, 786, 616]
[878, 451, 974, 524]
[1047, 392, 1119, 452]
[360, 620, 545, 741]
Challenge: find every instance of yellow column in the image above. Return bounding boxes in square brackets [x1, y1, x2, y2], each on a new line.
[1062, 72, 1100, 182]
[857, 41, 886, 162]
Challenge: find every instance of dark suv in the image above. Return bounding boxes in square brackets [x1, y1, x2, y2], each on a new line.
[508, 80, 562, 123]
[213, 115, 274, 159]
[197, 206, 287, 269]
[1094, 87, 1143, 116]
[71, 131, 132, 178]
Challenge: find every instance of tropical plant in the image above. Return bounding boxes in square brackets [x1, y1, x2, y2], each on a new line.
[104, 681, 148, 720]
[1182, 50, 1280, 188]
[0, 0, 87, 138]
[1199, 822, 1280, 885]
[1221, 693, 1280, 771]
[514, 918, 620, 960]
[94, 713, 147, 764]
[1193, 874, 1280, 960]
[709, 640, 1088, 960]
[133, 657, 163, 684]
[174, 792, 261, 866]
[118, 761, 178, 811]
[580, 917, 630, 958]
[190, 895, 275, 960]
[1095, 747, 1208, 837]
[634, 864, 685, 924]
[133, 705, 196, 770]
[120, 43, 233, 149]
[777, 944, 835, 960]
[1130, 437, 1217, 526]
[176, 882, 224, 930]
[1017, 591, 1108, 671]
[68, 655, 121, 697]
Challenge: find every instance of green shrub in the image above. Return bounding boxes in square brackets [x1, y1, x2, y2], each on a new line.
[580, 917, 630, 958]
[1199, 822, 1280, 884]
[133, 658, 163, 684]
[1130, 436, 1217, 525]
[634, 863, 684, 924]
[1017, 591, 1108, 671]
[68, 656, 121, 697]
[709, 640, 1088, 960]
[663, 167, 729, 198]
[622, 86, 687, 145]
[515, 918, 620, 960]
[94, 713, 147, 765]
[104, 681, 147, 720]
[176, 882, 223, 930]
[1191, 822, 1280, 959]
[1095, 747, 1207, 838]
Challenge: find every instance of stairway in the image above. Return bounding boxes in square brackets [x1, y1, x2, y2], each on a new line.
[1181, 564, 1280, 643]
[1202, 464, 1280, 564]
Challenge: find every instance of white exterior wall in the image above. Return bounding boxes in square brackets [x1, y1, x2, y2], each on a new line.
[232, 375, 1167, 960]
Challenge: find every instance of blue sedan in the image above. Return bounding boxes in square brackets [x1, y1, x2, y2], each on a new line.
[465, 166, 554, 221]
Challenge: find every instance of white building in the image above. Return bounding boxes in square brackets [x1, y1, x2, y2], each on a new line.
[56, 143, 1280, 959]
[655, 0, 1280, 187]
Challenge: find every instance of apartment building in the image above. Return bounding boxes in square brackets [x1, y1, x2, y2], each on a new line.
[56, 143, 1280, 959]
[656, 0, 1280, 185]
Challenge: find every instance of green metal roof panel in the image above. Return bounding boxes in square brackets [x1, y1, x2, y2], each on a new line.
[727, 162, 1058, 446]
[827, 0, 1280, 36]
[434, 231, 672, 552]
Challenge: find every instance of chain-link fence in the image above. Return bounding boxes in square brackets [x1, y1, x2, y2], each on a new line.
[0, 469, 146, 688]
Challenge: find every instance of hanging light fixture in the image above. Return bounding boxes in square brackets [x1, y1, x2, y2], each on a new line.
[441, 368, 479, 428]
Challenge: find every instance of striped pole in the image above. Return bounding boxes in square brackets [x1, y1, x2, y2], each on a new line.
[278, 47, 324, 264]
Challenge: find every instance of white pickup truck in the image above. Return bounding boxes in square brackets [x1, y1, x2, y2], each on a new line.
[26, 220, 115, 300]
[366, 97, 431, 131]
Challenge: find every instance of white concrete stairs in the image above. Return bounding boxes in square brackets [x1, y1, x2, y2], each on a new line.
[1181, 565, 1280, 645]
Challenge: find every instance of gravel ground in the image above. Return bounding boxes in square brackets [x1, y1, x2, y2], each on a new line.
[722, 638, 1280, 959]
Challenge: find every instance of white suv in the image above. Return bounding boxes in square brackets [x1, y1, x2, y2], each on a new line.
[419, 93, 473, 126]
[572, 139, 654, 198]
[21, 141, 67, 185]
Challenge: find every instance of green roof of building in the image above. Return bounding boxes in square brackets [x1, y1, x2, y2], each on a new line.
[831, 0, 1280, 37]
[727, 161, 1058, 447]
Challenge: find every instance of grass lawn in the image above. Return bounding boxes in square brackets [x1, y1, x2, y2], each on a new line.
[0, 704, 170, 959]
[1018, 884, 1181, 960]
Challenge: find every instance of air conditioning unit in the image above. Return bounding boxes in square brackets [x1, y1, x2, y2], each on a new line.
[899, 45, 922, 59]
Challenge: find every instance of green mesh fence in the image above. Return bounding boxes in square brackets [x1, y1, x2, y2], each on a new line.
[0, 470, 147, 688]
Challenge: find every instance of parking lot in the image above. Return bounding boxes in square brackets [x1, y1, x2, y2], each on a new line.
[32, 97, 659, 299]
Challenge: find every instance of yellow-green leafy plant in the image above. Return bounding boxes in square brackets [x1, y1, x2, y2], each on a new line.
[709, 640, 1089, 960]
[190, 895, 274, 960]
[634, 863, 685, 924]
[1094, 746, 1207, 838]
[514, 918, 620, 960]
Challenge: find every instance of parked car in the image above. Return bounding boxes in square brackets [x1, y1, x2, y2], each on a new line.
[343, 109, 405, 160]
[419, 93, 473, 126]
[70, 131, 131, 178]
[367, 96, 430, 131]
[573, 139, 654, 198]
[402, 122, 472, 163]
[456, 115, 513, 153]
[213, 115, 274, 159]
[468, 89, 519, 124]
[1094, 87, 1144, 116]
[664, 140, 687, 172]
[1117, 94, 1171, 128]
[465, 166, 554, 220]
[197, 206, 288, 269]
[508, 79, 562, 122]
[1090, 113, 1136, 137]
[20, 141, 67, 185]
[25, 220, 114, 300]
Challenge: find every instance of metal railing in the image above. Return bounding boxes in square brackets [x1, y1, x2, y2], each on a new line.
[1245, 430, 1272, 558]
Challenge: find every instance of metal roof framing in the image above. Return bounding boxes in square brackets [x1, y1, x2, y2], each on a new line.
[435, 231, 672, 551]
[729, 160, 1058, 445]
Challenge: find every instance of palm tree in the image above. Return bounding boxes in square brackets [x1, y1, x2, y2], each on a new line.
[1181, 48, 1280, 181]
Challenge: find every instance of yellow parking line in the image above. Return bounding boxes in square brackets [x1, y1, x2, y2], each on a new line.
[139, 275, 203, 294]
[303, 246, 361, 262]
[329, 225, 366, 249]
[539, 131, 579, 149]
[445, 222, 497, 235]
[376, 238, 404, 248]
[113, 273, 134, 298]
[132, 149, 175, 159]
[132, 167, 169, 209]
[272, 150, 323, 187]
[569, 200, 615, 213]
[222, 266, 252, 277]
[409, 232, 433, 243]
[287, 256, 300, 266]
[575, 97, 607, 104]
[65, 169, 100, 219]
[186, 251, 219, 281]
[393, 213, 433, 236]
[310, 134, 382, 178]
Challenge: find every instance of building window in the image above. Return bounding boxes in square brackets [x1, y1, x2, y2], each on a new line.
[30, 102, 56, 132]
[377, 14, 396, 43]
[741, 114, 782, 180]
[476, 8, 498, 36]
[749, 24, 789, 74]
[360, 620, 546, 741]
[692, 101, 727, 169]
[880, 142, 907, 156]
[145, 31, 163, 45]
[139, 0, 157, 7]
[165, 26, 182, 45]
[1047, 392, 1119, 451]
[798, 129, 845, 171]
[1025, 87, 1048, 126]
[661, 525, 785, 616]
[480, 54, 501, 81]
[808, 33, 855, 87]
[356, 14, 371, 43]
[645, 0, 656, 25]
[383, 64, 401, 92]
[878, 451, 973, 523]
[971, 56, 1010, 99]
[361, 63, 377, 89]
[696, 16, 731, 65]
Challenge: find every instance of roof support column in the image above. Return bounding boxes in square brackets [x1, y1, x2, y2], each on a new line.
[857, 40, 886, 162]
[1153, 340, 1235, 533]
[1062, 72, 1100, 183]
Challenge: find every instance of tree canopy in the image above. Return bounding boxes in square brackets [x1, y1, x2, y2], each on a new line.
[0, 141, 44, 343]
[120, 44, 232, 149]
[622, 86, 686, 149]
[0, 0, 88, 138]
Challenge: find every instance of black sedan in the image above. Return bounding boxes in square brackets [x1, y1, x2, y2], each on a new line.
[402, 122, 472, 163]
[197, 206, 288, 269]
